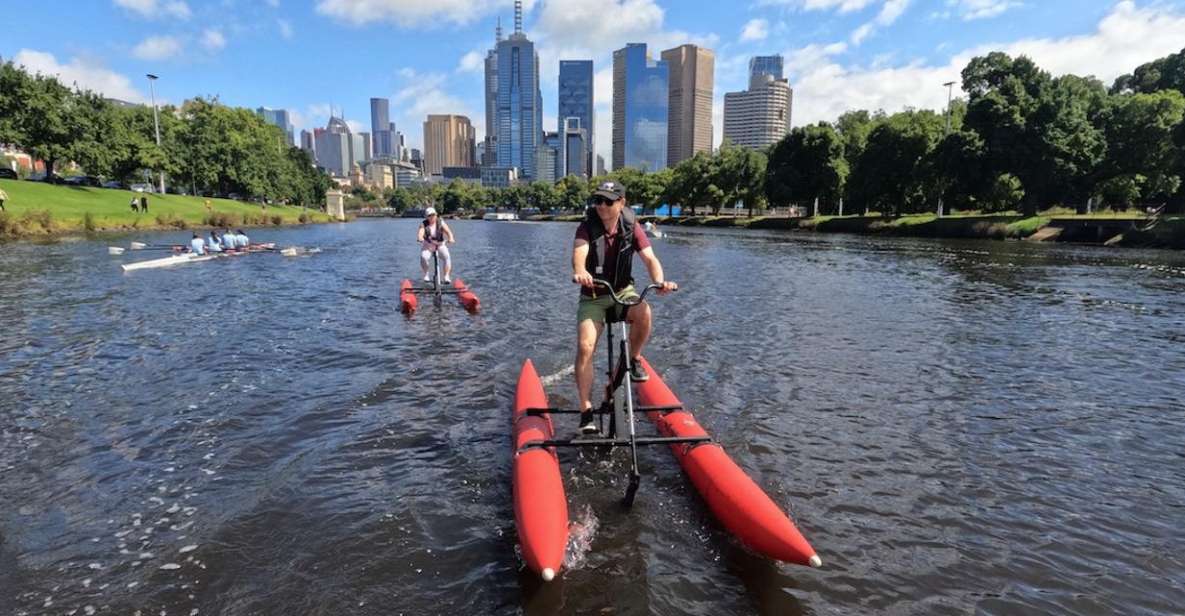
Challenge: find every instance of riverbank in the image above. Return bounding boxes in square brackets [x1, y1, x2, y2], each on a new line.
[0, 179, 333, 240]
[528, 211, 1185, 249]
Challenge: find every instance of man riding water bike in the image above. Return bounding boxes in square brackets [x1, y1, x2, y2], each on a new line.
[572, 180, 677, 434]
[417, 207, 456, 284]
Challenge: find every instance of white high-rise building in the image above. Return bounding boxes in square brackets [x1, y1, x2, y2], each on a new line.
[722, 64, 793, 150]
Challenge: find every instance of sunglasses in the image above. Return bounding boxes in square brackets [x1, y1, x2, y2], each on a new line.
[592, 196, 617, 206]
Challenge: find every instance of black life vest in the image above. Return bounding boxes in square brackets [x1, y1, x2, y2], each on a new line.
[423, 219, 445, 242]
[584, 207, 637, 292]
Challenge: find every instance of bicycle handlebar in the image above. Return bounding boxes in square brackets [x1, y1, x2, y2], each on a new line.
[589, 279, 670, 306]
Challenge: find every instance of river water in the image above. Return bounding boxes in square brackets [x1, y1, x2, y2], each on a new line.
[1, 219, 1183, 615]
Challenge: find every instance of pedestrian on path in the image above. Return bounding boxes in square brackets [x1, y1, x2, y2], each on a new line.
[0, 187, 8, 212]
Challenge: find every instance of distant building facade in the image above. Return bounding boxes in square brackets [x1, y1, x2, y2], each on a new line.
[562, 117, 588, 178]
[257, 107, 295, 146]
[423, 114, 476, 176]
[723, 56, 793, 150]
[749, 55, 784, 81]
[313, 116, 367, 177]
[558, 59, 594, 177]
[300, 129, 314, 155]
[494, 1, 543, 180]
[661, 44, 714, 165]
[370, 98, 394, 157]
[483, 19, 503, 166]
[481, 166, 519, 188]
[612, 43, 668, 172]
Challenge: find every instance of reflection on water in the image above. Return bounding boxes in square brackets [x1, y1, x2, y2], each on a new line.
[1, 221, 1184, 615]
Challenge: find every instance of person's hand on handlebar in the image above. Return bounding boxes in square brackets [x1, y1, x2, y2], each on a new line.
[655, 280, 678, 295]
[572, 269, 594, 287]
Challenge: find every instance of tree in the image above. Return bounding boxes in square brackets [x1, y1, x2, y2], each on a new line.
[1111, 47, 1185, 96]
[923, 130, 989, 213]
[16, 71, 80, 178]
[765, 123, 847, 214]
[1098, 90, 1185, 203]
[555, 175, 590, 212]
[847, 110, 945, 216]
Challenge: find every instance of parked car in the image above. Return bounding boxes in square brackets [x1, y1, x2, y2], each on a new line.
[129, 183, 155, 193]
[102, 180, 124, 189]
[0, 168, 17, 179]
[65, 176, 102, 187]
[26, 173, 67, 184]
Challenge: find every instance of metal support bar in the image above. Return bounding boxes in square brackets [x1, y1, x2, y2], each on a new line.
[522, 435, 711, 449]
[523, 407, 610, 416]
[634, 404, 684, 413]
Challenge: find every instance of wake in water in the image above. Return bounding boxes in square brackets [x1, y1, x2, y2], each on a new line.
[563, 504, 599, 571]
[540, 364, 574, 387]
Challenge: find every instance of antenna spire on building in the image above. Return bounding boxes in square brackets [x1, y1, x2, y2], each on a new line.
[514, 0, 522, 34]
[496, 17, 503, 42]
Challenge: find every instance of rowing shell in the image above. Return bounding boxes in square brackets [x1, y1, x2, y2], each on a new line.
[121, 243, 276, 271]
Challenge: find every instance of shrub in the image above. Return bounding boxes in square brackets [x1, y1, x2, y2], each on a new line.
[0, 211, 12, 237]
[83, 211, 96, 232]
[21, 209, 53, 231]
[270, 214, 283, 225]
[156, 212, 188, 229]
[298, 212, 311, 224]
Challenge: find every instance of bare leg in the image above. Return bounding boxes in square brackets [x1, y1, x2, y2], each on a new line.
[626, 301, 652, 361]
[575, 319, 604, 410]
[420, 249, 431, 277]
[439, 245, 452, 278]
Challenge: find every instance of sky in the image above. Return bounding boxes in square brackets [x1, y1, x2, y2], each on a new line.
[4, 0, 1185, 164]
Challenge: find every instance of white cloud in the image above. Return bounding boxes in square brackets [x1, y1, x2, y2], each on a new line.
[740, 18, 769, 42]
[787, 0, 1185, 127]
[113, 0, 192, 19]
[132, 35, 183, 60]
[315, 0, 535, 28]
[457, 50, 484, 73]
[949, 0, 1021, 21]
[756, 0, 877, 12]
[850, 0, 912, 45]
[388, 69, 484, 150]
[201, 29, 226, 51]
[12, 49, 149, 104]
[265, 0, 280, 6]
[278, 19, 294, 39]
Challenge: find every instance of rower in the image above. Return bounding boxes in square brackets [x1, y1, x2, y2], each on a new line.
[572, 181, 677, 434]
[236, 229, 249, 248]
[206, 230, 223, 253]
[189, 232, 206, 255]
[417, 207, 456, 284]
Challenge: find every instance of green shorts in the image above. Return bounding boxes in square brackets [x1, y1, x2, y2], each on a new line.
[577, 285, 639, 323]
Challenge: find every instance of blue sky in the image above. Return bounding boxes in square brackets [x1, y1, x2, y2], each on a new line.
[5, 1, 1184, 163]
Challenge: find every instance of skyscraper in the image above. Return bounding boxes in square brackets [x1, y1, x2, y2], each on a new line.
[558, 59, 594, 177]
[483, 19, 502, 166]
[495, 1, 543, 180]
[300, 129, 314, 155]
[723, 56, 793, 150]
[749, 55, 784, 82]
[370, 98, 393, 157]
[313, 116, 353, 176]
[562, 117, 588, 178]
[256, 107, 294, 146]
[423, 114, 476, 176]
[612, 43, 668, 172]
[661, 44, 714, 165]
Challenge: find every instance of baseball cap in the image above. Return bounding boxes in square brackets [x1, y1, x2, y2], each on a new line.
[592, 180, 626, 202]
[424, 207, 437, 217]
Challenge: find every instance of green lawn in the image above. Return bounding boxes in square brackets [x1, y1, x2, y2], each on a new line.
[0, 179, 331, 238]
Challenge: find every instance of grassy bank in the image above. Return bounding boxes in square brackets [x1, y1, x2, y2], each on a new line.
[526, 210, 1184, 248]
[0, 179, 333, 239]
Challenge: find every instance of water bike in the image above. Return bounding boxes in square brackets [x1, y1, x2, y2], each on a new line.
[512, 280, 820, 581]
[400, 245, 479, 314]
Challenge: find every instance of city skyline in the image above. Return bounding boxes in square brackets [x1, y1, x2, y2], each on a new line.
[5, 1, 1185, 166]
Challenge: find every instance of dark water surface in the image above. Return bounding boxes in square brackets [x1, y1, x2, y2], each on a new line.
[2, 220, 1184, 615]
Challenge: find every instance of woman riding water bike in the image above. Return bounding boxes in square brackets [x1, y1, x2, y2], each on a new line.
[417, 207, 456, 284]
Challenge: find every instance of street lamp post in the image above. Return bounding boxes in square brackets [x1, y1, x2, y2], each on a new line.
[938, 80, 956, 218]
[146, 73, 165, 194]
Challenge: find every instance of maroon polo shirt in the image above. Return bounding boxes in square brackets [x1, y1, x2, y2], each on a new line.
[575, 218, 651, 296]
